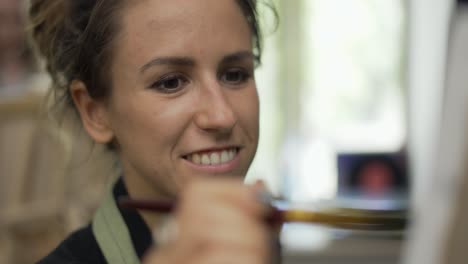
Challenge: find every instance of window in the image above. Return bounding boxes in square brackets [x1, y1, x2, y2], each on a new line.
[248, 0, 407, 202]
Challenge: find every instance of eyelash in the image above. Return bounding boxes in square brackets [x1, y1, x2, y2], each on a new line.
[150, 73, 189, 93]
[149, 68, 252, 93]
[219, 68, 252, 86]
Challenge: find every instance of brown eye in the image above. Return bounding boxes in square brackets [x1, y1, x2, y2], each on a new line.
[220, 68, 251, 85]
[151, 74, 189, 93]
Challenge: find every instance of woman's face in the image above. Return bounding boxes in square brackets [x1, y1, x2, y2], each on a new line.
[105, 0, 259, 198]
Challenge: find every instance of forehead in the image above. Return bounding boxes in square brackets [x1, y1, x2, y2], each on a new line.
[114, 0, 252, 67]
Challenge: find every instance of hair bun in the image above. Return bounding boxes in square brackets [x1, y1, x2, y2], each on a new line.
[28, 0, 69, 65]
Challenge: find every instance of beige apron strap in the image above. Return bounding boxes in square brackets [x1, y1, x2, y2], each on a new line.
[92, 186, 140, 264]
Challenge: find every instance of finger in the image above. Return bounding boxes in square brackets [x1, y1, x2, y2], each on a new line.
[154, 210, 268, 251]
[194, 211, 269, 252]
[176, 195, 269, 245]
[192, 246, 269, 264]
[253, 179, 266, 191]
[153, 216, 178, 247]
[180, 178, 267, 219]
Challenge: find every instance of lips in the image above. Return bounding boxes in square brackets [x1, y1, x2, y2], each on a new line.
[183, 147, 238, 166]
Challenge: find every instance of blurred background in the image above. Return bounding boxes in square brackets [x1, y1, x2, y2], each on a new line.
[250, 0, 408, 202]
[1, 0, 467, 263]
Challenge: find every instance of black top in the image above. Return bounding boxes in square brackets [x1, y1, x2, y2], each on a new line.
[37, 178, 153, 264]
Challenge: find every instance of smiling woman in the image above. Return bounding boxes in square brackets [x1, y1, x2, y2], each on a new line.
[28, 0, 276, 263]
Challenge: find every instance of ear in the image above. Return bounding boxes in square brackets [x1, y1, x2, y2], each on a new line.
[70, 80, 114, 144]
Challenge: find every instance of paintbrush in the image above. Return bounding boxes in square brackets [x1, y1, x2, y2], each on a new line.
[118, 196, 407, 230]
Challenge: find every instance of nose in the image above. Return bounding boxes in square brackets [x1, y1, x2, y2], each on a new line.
[193, 82, 237, 134]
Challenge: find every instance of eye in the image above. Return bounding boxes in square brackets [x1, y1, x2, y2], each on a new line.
[220, 68, 251, 85]
[151, 74, 189, 93]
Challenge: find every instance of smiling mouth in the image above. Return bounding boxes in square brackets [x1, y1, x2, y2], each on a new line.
[183, 147, 239, 166]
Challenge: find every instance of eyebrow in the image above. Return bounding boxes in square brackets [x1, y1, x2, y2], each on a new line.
[140, 57, 195, 73]
[139, 51, 255, 74]
[219, 51, 255, 65]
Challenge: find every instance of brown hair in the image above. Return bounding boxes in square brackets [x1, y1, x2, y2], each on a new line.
[29, 0, 126, 108]
[28, 0, 269, 113]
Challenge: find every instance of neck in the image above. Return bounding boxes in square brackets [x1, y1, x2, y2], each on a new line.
[121, 163, 177, 229]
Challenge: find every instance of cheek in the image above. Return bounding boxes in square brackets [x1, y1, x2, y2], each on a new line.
[247, 88, 260, 123]
[237, 88, 260, 136]
[109, 96, 193, 155]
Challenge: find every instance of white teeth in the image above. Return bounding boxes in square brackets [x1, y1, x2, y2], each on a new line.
[210, 152, 220, 165]
[193, 153, 201, 164]
[229, 149, 235, 160]
[221, 151, 229, 163]
[201, 154, 211, 165]
[187, 148, 237, 165]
